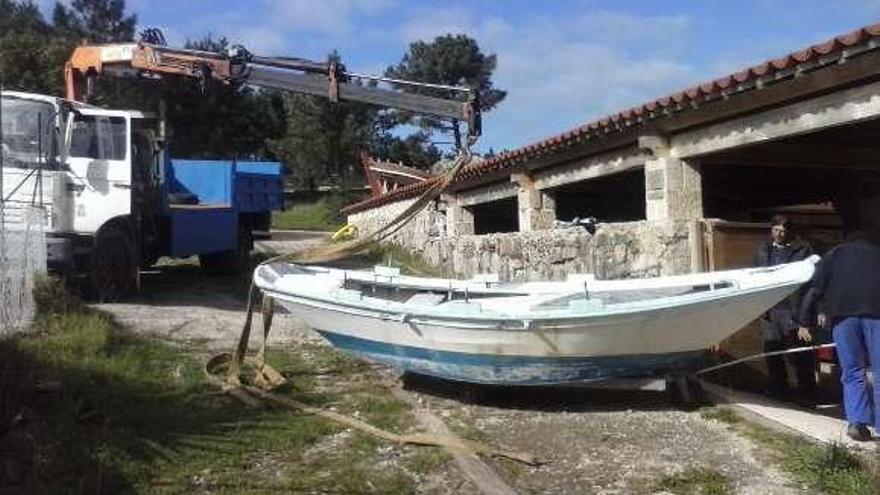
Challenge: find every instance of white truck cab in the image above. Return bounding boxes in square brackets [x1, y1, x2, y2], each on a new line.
[2, 90, 157, 297]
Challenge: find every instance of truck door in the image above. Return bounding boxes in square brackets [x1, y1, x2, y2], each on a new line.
[65, 109, 131, 233]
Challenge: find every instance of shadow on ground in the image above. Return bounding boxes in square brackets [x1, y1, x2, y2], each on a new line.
[0, 287, 291, 492]
[400, 372, 680, 413]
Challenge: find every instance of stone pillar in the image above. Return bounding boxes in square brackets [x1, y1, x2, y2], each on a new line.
[511, 172, 556, 232]
[640, 135, 703, 221]
[444, 194, 474, 236]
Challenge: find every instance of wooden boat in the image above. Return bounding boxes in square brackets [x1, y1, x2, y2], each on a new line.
[254, 256, 818, 385]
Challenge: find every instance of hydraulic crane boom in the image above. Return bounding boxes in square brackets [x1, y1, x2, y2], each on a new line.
[65, 41, 481, 145]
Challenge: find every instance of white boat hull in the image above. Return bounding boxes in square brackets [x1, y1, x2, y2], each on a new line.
[256, 259, 816, 385]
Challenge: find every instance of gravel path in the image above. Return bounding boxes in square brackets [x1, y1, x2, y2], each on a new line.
[93, 232, 807, 494]
[95, 233, 327, 350]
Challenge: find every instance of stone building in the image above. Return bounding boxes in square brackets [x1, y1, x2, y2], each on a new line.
[344, 23, 880, 283]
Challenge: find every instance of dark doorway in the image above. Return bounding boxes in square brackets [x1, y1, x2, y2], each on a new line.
[471, 197, 518, 234]
[553, 170, 646, 223]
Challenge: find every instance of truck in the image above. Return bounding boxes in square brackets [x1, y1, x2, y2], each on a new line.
[1, 90, 284, 300]
[0, 34, 480, 301]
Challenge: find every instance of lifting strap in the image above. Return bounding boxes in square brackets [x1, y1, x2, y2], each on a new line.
[204, 150, 540, 466]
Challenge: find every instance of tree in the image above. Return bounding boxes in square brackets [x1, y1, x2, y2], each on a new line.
[0, 0, 138, 98]
[161, 36, 286, 160]
[0, 1, 69, 94]
[269, 52, 377, 192]
[52, 0, 136, 43]
[385, 34, 506, 149]
[372, 131, 441, 171]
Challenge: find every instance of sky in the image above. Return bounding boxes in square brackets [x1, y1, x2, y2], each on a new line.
[39, 0, 880, 153]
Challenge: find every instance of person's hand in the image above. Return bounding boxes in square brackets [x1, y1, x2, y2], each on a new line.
[817, 313, 827, 328]
[797, 326, 813, 343]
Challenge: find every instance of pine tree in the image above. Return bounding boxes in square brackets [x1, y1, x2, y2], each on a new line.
[384, 34, 506, 151]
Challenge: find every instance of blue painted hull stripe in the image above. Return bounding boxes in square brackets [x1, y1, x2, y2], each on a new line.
[316, 331, 706, 385]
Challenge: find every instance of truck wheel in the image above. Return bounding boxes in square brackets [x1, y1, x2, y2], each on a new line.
[199, 223, 253, 275]
[90, 224, 137, 302]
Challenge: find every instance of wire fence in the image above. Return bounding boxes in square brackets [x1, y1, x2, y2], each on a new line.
[0, 203, 47, 338]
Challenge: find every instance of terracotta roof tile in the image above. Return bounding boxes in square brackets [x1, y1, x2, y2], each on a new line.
[343, 21, 880, 215]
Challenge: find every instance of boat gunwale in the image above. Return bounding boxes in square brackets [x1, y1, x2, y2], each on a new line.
[258, 276, 801, 329]
[263, 257, 812, 296]
[255, 257, 816, 327]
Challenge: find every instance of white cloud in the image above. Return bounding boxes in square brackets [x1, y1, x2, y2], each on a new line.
[574, 11, 691, 47]
[398, 6, 474, 42]
[267, 0, 395, 36]
[176, 0, 397, 57]
[396, 7, 697, 149]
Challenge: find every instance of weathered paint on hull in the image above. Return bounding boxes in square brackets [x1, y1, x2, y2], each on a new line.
[317, 330, 706, 385]
[257, 258, 817, 385]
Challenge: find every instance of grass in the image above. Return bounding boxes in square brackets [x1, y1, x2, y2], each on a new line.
[362, 243, 445, 277]
[404, 448, 450, 475]
[0, 278, 438, 493]
[656, 466, 733, 495]
[272, 194, 364, 232]
[700, 406, 880, 495]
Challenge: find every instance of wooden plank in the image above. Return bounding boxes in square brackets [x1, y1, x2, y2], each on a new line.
[703, 221, 768, 373]
[387, 386, 519, 495]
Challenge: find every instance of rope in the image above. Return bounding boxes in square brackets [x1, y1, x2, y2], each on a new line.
[204, 149, 540, 466]
[693, 343, 836, 376]
[204, 353, 539, 465]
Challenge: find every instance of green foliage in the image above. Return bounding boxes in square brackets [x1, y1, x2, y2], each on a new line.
[268, 52, 376, 190]
[271, 197, 342, 231]
[656, 467, 732, 495]
[373, 130, 442, 170]
[161, 35, 286, 160]
[1, 280, 432, 493]
[271, 192, 366, 232]
[384, 33, 506, 149]
[0, 0, 71, 94]
[52, 0, 136, 43]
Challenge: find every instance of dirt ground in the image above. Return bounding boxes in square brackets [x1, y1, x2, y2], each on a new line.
[93, 231, 811, 494]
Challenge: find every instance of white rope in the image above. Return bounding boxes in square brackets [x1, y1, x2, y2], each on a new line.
[694, 343, 836, 376]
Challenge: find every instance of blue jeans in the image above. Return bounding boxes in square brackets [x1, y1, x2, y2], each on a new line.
[833, 316, 880, 428]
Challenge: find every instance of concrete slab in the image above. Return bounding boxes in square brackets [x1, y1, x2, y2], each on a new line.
[699, 379, 877, 451]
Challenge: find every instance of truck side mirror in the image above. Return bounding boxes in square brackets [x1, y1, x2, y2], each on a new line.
[58, 104, 81, 167]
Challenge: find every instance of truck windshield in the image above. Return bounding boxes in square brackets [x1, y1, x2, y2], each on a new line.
[1, 96, 54, 169]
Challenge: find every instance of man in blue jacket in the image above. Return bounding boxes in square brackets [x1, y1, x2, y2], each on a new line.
[755, 215, 816, 399]
[799, 229, 880, 441]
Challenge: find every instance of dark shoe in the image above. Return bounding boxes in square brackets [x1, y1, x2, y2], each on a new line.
[846, 423, 872, 442]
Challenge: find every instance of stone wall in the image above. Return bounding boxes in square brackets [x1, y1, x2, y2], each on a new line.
[348, 200, 694, 281]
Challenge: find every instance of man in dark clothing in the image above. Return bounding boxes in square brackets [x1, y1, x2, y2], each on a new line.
[754, 214, 816, 398]
[799, 231, 880, 441]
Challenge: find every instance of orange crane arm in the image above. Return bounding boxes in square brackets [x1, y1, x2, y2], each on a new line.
[65, 42, 481, 143]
